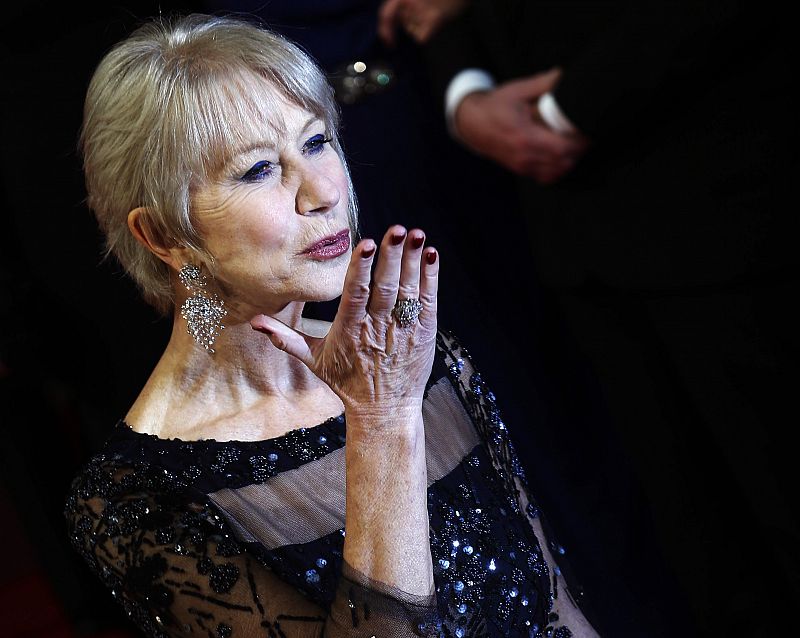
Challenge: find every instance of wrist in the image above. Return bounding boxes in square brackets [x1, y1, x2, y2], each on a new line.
[445, 68, 495, 139]
[345, 404, 425, 439]
[453, 91, 482, 137]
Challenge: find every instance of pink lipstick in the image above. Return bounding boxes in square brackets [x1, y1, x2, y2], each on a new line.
[302, 229, 350, 259]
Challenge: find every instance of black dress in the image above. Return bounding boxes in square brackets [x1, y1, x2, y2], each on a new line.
[64, 331, 590, 637]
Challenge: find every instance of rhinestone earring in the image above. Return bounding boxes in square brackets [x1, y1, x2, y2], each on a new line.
[179, 264, 227, 353]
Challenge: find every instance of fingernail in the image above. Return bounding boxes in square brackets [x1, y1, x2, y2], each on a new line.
[426, 250, 437, 265]
[391, 230, 406, 245]
[362, 244, 376, 258]
[411, 234, 425, 249]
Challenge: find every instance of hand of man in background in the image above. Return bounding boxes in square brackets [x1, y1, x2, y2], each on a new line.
[378, 0, 468, 45]
[454, 69, 589, 184]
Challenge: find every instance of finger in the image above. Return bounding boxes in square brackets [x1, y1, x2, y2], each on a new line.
[378, 0, 404, 45]
[415, 23, 434, 43]
[507, 67, 562, 100]
[398, 228, 425, 302]
[507, 147, 564, 176]
[520, 146, 575, 170]
[250, 314, 320, 368]
[418, 246, 439, 330]
[412, 5, 445, 43]
[369, 225, 406, 317]
[522, 124, 584, 163]
[409, 19, 438, 44]
[527, 161, 574, 184]
[336, 238, 377, 325]
[400, 7, 425, 43]
[529, 101, 545, 124]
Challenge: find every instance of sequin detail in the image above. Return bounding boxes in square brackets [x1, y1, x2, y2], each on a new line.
[64, 330, 581, 637]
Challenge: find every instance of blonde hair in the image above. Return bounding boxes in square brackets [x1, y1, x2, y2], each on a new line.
[80, 13, 358, 314]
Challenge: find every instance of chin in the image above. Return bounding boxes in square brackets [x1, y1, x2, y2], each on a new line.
[305, 260, 348, 301]
[303, 284, 345, 303]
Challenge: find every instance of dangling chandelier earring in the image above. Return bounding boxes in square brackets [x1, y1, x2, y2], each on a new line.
[179, 264, 227, 353]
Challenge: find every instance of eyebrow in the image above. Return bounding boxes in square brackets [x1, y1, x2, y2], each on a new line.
[231, 114, 323, 159]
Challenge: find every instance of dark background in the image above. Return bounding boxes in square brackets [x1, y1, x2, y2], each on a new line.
[1, 6, 182, 636]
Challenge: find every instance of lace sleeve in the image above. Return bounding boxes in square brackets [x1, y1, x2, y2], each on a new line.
[435, 330, 600, 637]
[65, 456, 440, 638]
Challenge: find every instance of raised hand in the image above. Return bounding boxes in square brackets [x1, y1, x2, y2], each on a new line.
[378, 0, 468, 46]
[250, 226, 439, 422]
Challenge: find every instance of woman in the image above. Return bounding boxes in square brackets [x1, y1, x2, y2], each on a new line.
[65, 13, 598, 637]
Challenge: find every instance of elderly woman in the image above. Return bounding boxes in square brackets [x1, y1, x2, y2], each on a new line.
[65, 13, 598, 638]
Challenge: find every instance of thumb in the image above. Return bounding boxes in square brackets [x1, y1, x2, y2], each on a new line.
[250, 314, 321, 368]
[508, 67, 562, 100]
[378, 0, 403, 46]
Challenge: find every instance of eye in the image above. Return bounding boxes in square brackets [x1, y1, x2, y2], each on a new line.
[303, 133, 331, 156]
[240, 160, 274, 182]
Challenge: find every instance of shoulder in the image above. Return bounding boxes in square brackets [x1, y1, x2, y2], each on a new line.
[64, 433, 212, 531]
[64, 447, 235, 573]
[63, 448, 262, 638]
[64, 451, 196, 535]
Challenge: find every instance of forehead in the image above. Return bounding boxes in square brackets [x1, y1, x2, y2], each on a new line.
[195, 70, 323, 173]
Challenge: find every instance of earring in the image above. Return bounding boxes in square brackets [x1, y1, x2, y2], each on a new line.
[179, 264, 227, 353]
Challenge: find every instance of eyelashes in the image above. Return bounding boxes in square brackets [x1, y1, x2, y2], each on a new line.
[240, 159, 273, 182]
[239, 134, 332, 183]
[303, 133, 331, 155]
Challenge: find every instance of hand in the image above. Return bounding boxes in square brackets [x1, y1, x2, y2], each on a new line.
[251, 227, 439, 422]
[378, 0, 467, 45]
[454, 69, 589, 184]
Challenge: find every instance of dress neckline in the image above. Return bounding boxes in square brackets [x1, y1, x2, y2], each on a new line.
[116, 412, 346, 446]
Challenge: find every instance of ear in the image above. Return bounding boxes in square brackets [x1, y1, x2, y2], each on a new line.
[127, 207, 191, 272]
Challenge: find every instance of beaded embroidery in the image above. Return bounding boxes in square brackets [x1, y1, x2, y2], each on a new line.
[65, 330, 577, 637]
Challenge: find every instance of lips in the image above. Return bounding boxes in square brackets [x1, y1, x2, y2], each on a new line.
[301, 229, 351, 259]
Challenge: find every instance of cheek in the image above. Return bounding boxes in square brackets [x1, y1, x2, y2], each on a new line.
[248, 201, 289, 242]
[198, 190, 290, 260]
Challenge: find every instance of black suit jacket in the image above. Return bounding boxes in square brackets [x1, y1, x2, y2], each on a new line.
[425, 1, 799, 289]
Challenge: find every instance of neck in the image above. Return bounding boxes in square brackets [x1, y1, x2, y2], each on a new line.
[171, 301, 312, 390]
[127, 300, 337, 439]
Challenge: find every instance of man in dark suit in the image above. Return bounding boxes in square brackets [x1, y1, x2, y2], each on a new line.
[381, 2, 799, 635]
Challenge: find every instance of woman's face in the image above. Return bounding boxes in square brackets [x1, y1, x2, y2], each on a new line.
[191, 93, 352, 320]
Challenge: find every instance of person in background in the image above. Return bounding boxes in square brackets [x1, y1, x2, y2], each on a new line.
[380, 2, 800, 636]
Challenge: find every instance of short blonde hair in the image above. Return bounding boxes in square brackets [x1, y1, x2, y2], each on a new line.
[81, 13, 358, 314]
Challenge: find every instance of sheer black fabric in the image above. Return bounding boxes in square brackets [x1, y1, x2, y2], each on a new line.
[65, 331, 590, 637]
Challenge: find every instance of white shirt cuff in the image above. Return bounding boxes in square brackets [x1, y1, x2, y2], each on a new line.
[537, 92, 578, 135]
[444, 69, 496, 139]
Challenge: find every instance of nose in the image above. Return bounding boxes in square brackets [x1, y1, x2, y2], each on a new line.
[295, 163, 341, 215]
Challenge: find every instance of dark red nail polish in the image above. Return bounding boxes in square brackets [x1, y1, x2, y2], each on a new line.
[411, 235, 425, 249]
[362, 244, 376, 258]
[391, 230, 406, 245]
[426, 250, 437, 265]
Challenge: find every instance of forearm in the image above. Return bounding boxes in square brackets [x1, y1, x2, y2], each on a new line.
[342, 407, 434, 597]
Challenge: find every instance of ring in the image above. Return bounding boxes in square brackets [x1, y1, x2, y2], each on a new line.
[392, 298, 423, 328]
